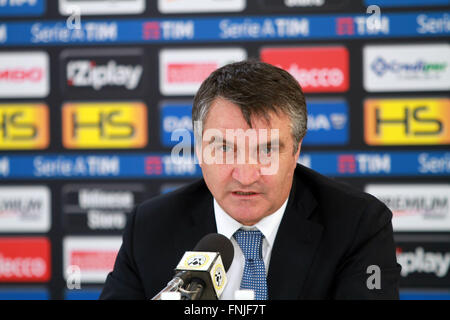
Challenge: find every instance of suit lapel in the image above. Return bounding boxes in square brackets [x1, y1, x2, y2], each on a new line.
[173, 185, 217, 253]
[267, 173, 323, 299]
[171, 169, 323, 299]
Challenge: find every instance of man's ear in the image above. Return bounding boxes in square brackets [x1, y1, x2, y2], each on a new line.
[294, 139, 303, 158]
[193, 120, 203, 167]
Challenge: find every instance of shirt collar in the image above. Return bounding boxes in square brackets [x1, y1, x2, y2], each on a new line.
[214, 197, 288, 248]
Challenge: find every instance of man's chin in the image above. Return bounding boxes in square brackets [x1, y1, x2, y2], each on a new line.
[225, 207, 266, 226]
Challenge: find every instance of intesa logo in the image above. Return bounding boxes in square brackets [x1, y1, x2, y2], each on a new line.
[0, 237, 51, 282]
[260, 46, 349, 93]
[0, 51, 49, 98]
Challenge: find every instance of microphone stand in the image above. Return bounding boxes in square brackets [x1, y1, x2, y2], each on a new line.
[151, 276, 184, 300]
[178, 280, 205, 300]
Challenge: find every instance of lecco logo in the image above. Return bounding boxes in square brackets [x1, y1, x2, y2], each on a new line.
[261, 46, 349, 93]
[364, 98, 450, 145]
[0, 237, 51, 282]
[0, 51, 49, 98]
[0, 104, 49, 150]
[62, 102, 148, 149]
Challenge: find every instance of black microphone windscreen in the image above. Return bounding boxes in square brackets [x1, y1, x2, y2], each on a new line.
[193, 233, 234, 271]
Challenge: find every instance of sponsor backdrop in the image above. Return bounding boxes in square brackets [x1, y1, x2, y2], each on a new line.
[0, 0, 449, 300]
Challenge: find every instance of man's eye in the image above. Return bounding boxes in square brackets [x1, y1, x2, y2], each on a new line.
[260, 145, 278, 155]
[260, 146, 272, 155]
[217, 144, 233, 152]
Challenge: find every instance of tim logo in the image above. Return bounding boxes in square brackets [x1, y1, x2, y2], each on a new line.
[144, 156, 163, 176]
[143, 22, 160, 40]
[338, 154, 391, 174]
[338, 154, 357, 173]
[336, 17, 354, 35]
[336, 15, 389, 36]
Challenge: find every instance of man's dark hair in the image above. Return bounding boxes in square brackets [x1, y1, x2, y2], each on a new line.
[192, 60, 307, 154]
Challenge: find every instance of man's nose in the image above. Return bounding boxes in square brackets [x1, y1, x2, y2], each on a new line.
[231, 164, 261, 186]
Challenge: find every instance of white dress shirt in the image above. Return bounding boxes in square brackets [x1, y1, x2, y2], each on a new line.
[213, 198, 288, 300]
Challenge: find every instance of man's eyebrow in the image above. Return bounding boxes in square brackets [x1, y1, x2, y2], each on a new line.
[207, 136, 234, 145]
[260, 139, 284, 149]
[207, 135, 285, 149]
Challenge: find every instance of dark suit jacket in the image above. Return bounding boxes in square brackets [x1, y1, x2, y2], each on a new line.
[100, 164, 401, 300]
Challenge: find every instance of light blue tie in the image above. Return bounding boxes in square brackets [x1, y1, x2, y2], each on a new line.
[233, 229, 268, 300]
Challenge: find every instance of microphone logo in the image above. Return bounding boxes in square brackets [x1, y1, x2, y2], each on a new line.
[185, 253, 210, 268]
[212, 264, 225, 292]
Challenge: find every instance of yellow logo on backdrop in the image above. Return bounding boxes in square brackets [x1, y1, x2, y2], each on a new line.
[364, 98, 450, 145]
[62, 102, 147, 149]
[0, 103, 49, 150]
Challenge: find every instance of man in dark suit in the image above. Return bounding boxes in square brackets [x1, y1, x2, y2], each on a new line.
[100, 60, 401, 300]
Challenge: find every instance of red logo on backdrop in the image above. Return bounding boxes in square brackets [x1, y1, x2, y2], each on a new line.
[70, 250, 117, 271]
[142, 21, 160, 40]
[338, 154, 357, 174]
[145, 156, 163, 175]
[260, 46, 349, 93]
[166, 63, 218, 84]
[336, 17, 355, 36]
[0, 238, 51, 282]
[0, 68, 44, 83]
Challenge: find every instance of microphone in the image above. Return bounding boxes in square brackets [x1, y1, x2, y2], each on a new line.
[152, 233, 234, 300]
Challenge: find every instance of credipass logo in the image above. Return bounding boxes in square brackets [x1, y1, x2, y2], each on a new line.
[260, 46, 349, 93]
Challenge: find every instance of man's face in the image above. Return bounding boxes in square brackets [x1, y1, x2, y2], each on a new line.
[197, 97, 301, 226]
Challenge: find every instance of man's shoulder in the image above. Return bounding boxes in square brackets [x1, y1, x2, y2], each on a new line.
[294, 164, 389, 218]
[134, 178, 211, 222]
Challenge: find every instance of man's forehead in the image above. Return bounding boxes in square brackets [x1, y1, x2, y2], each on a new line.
[205, 100, 286, 129]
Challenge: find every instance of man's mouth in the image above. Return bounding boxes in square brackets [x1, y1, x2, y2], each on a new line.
[232, 191, 260, 196]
